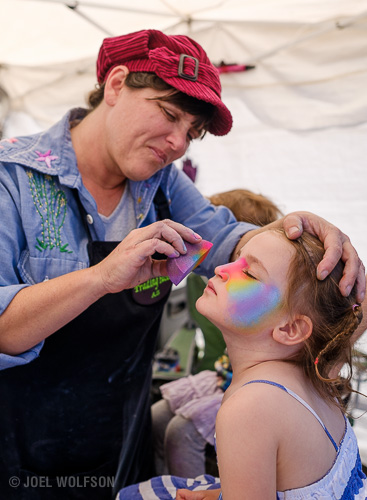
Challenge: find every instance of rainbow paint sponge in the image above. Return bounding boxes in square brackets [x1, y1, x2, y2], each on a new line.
[167, 239, 213, 285]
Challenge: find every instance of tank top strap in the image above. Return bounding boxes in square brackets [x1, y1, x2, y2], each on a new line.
[243, 380, 339, 452]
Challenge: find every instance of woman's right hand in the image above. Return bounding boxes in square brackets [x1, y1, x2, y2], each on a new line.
[94, 219, 202, 294]
[0, 220, 202, 355]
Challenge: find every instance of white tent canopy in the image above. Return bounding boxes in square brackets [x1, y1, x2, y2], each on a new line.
[0, 0, 367, 265]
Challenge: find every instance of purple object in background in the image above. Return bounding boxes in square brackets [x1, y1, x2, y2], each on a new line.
[182, 157, 197, 183]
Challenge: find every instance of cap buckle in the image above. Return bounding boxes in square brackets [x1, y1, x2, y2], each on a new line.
[178, 54, 199, 82]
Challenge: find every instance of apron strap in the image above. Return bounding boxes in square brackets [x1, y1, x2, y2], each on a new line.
[153, 186, 171, 220]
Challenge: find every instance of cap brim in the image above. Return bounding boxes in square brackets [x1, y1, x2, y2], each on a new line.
[161, 76, 233, 136]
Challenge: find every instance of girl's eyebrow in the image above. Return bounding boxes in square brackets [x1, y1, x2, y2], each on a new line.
[242, 254, 269, 277]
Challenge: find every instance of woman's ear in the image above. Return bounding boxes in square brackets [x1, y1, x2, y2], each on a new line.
[103, 65, 130, 106]
[272, 315, 313, 346]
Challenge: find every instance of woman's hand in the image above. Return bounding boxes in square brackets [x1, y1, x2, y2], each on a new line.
[94, 219, 202, 294]
[176, 489, 221, 500]
[282, 212, 365, 302]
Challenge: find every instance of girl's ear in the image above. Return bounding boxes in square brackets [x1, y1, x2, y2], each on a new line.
[272, 315, 313, 346]
[104, 65, 130, 106]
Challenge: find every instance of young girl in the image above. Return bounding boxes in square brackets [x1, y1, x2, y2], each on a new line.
[151, 189, 282, 478]
[119, 228, 366, 499]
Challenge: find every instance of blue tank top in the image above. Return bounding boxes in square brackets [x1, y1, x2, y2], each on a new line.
[218, 380, 366, 500]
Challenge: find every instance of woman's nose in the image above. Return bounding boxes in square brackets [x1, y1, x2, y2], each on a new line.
[166, 128, 188, 154]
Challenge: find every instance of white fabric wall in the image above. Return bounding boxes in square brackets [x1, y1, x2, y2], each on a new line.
[1, 0, 366, 266]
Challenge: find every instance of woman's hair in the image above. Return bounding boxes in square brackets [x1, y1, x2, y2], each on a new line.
[209, 189, 283, 226]
[87, 72, 215, 134]
[278, 229, 363, 408]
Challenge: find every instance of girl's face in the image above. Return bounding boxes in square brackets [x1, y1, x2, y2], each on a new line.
[196, 231, 295, 333]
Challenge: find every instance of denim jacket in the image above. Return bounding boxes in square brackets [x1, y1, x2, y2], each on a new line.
[0, 109, 256, 369]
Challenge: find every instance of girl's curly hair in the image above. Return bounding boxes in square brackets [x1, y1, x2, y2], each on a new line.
[278, 229, 363, 410]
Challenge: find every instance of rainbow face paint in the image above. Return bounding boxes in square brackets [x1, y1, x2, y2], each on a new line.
[219, 257, 281, 328]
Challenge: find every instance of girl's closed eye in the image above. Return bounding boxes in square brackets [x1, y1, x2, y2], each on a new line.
[243, 269, 258, 281]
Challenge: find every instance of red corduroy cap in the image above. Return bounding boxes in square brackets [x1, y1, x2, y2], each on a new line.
[96, 29, 232, 136]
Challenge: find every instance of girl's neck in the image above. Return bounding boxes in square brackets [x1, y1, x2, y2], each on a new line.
[222, 328, 303, 388]
[223, 328, 281, 370]
[222, 322, 300, 373]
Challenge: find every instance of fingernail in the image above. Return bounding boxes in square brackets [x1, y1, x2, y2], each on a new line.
[345, 285, 351, 296]
[193, 232, 202, 240]
[318, 270, 328, 280]
[169, 250, 180, 258]
[287, 226, 300, 237]
[182, 242, 187, 253]
[360, 291, 365, 301]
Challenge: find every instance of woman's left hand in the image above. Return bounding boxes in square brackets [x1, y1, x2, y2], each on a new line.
[282, 211, 365, 302]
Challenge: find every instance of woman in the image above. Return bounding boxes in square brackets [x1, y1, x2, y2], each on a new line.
[0, 29, 364, 499]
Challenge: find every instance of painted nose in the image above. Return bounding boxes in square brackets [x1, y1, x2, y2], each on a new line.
[215, 263, 232, 282]
[215, 258, 247, 281]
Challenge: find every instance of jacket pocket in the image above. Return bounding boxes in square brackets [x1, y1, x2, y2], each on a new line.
[18, 250, 86, 285]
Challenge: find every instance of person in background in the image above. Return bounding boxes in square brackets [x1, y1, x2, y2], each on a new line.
[152, 189, 283, 477]
[0, 28, 364, 500]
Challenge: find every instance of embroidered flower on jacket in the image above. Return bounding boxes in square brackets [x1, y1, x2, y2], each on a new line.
[35, 150, 59, 169]
[27, 170, 72, 254]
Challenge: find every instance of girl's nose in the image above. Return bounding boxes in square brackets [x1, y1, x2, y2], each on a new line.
[215, 263, 231, 282]
[215, 258, 247, 281]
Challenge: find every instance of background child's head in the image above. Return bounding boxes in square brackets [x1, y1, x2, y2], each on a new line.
[209, 189, 283, 226]
[280, 229, 363, 406]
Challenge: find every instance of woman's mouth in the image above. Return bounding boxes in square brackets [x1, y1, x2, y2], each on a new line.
[149, 146, 167, 165]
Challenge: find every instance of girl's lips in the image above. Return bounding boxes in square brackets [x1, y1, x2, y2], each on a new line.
[206, 280, 217, 295]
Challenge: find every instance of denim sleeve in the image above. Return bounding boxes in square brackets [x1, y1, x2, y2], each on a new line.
[167, 167, 259, 278]
[0, 341, 44, 371]
[0, 164, 45, 370]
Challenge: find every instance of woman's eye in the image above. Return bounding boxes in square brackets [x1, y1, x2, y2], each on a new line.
[243, 270, 257, 281]
[162, 107, 175, 121]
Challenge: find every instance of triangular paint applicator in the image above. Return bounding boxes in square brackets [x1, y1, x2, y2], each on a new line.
[167, 240, 213, 285]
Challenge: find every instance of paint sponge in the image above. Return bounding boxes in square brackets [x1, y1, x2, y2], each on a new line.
[167, 239, 213, 286]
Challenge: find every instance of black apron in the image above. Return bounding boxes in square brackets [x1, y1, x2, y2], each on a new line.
[0, 188, 172, 500]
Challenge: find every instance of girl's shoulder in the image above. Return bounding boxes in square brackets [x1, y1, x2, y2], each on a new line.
[219, 370, 344, 447]
[222, 362, 306, 407]
[217, 375, 347, 492]
[217, 377, 290, 436]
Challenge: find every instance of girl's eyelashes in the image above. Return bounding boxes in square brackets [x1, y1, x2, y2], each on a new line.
[243, 269, 258, 281]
